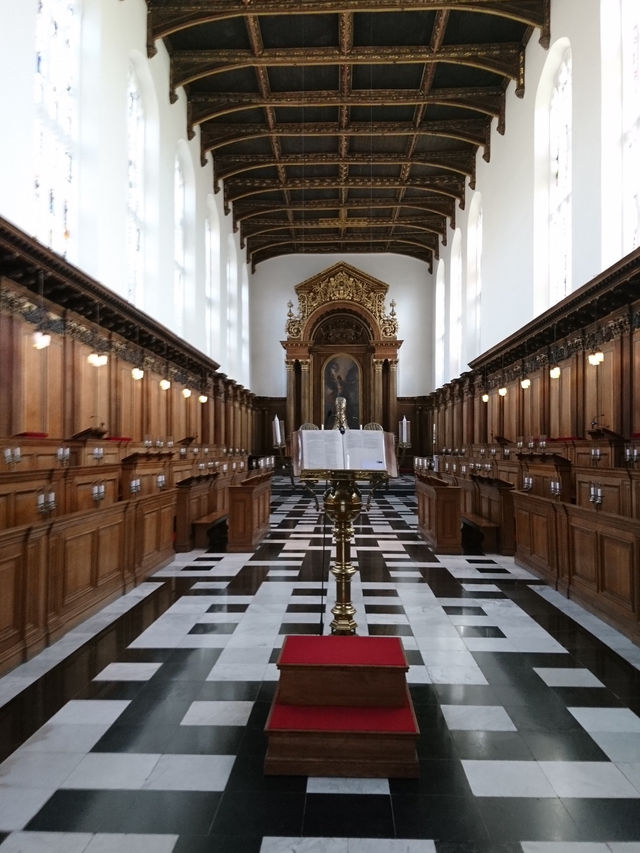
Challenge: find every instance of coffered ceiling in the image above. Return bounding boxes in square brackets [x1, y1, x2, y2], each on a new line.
[147, 0, 550, 271]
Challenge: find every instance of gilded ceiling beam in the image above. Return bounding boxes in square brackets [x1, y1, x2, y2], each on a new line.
[241, 216, 445, 243]
[213, 151, 476, 186]
[249, 244, 434, 272]
[171, 43, 522, 86]
[201, 118, 490, 154]
[223, 174, 466, 204]
[232, 196, 455, 223]
[148, 1, 548, 42]
[186, 87, 503, 125]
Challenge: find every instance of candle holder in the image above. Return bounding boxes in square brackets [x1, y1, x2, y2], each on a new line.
[92, 482, 106, 503]
[591, 447, 601, 467]
[92, 446, 104, 463]
[589, 482, 603, 508]
[550, 479, 562, 499]
[156, 474, 167, 489]
[3, 447, 22, 467]
[624, 446, 638, 467]
[37, 489, 56, 515]
[522, 475, 534, 491]
[57, 446, 71, 466]
[129, 477, 141, 495]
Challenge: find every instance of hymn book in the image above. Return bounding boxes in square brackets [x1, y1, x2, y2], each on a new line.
[294, 429, 397, 477]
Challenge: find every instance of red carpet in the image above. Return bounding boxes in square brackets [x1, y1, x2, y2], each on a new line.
[267, 690, 418, 734]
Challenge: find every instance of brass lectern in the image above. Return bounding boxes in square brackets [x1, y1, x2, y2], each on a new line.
[291, 425, 397, 635]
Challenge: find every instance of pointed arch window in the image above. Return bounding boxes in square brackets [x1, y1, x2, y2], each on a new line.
[621, 1, 640, 252]
[205, 195, 221, 358]
[548, 50, 572, 306]
[449, 229, 463, 380]
[534, 39, 572, 314]
[34, 0, 79, 258]
[126, 63, 145, 307]
[465, 194, 483, 363]
[174, 156, 186, 338]
[434, 260, 446, 389]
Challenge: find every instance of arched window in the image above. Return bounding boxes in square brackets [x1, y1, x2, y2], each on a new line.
[434, 259, 446, 389]
[240, 265, 250, 387]
[449, 229, 463, 379]
[621, 5, 640, 251]
[34, 0, 79, 258]
[602, 1, 640, 262]
[534, 39, 572, 314]
[465, 193, 483, 363]
[204, 195, 221, 359]
[126, 62, 144, 306]
[226, 234, 238, 377]
[174, 155, 186, 338]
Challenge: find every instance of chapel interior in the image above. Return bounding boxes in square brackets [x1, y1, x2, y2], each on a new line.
[1, 1, 640, 851]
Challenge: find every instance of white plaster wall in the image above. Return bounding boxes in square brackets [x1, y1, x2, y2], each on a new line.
[0, 0, 247, 386]
[250, 253, 432, 398]
[436, 0, 606, 376]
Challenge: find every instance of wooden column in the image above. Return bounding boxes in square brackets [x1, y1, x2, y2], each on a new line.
[373, 359, 384, 425]
[285, 360, 295, 441]
[214, 375, 226, 449]
[300, 360, 311, 424]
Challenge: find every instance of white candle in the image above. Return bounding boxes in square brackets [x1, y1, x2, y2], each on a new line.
[273, 415, 281, 445]
[38, 493, 45, 507]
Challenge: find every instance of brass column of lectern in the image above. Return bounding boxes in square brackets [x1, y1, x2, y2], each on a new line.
[291, 424, 397, 636]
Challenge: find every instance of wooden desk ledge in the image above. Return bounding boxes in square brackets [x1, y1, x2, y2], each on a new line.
[461, 512, 499, 530]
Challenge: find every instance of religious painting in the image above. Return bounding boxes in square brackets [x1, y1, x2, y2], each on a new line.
[323, 354, 360, 429]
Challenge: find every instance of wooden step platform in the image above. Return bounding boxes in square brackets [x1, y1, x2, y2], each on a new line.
[264, 635, 419, 777]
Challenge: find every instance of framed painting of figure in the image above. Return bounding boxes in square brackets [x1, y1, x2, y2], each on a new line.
[323, 354, 360, 429]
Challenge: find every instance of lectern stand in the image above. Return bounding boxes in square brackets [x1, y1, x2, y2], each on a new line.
[291, 429, 397, 635]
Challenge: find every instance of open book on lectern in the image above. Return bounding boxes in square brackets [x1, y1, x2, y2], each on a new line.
[293, 429, 398, 478]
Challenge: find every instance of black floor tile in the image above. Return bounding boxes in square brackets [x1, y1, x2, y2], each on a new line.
[211, 790, 305, 836]
[451, 730, 534, 761]
[477, 797, 579, 842]
[392, 793, 489, 841]
[174, 835, 262, 853]
[304, 793, 394, 838]
[27, 790, 223, 835]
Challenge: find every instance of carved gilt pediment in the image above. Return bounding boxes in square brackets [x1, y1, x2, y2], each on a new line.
[285, 262, 398, 341]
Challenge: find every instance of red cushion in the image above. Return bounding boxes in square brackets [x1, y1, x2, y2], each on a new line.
[278, 635, 407, 668]
[267, 700, 418, 734]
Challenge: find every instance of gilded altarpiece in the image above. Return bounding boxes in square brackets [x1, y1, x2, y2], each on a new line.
[281, 262, 402, 435]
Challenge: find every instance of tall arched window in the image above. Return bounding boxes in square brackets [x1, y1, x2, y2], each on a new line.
[126, 62, 145, 306]
[534, 39, 572, 314]
[434, 260, 446, 389]
[174, 155, 186, 338]
[34, 0, 79, 259]
[449, 229, 463, 380]
[226, 234, 238, 377]
[602, 0, 640, 262]
[465, 193, 483, 364]
[204, 195, 221, 359]
[621, 4, 640, 251]
[240, 265, 250, 387]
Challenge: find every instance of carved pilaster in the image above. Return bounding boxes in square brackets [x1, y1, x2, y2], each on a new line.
[285, 360, 295, 440]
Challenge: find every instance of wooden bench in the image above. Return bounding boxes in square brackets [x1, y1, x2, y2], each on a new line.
[192, 511, 228, 549]
[461, 512, 499, 553]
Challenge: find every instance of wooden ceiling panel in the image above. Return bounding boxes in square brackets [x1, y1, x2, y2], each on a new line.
[148, 0, 550, 270]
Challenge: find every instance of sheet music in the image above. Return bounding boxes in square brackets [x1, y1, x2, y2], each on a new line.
[343, 430, 387, 470]
[299, 429, 387, 471]
[299, 430, 344, 470]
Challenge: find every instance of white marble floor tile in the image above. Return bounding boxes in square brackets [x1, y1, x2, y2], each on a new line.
[461, 583, 502, 592]
[0, 832, 94, 852]
[260, 838, 349, 853]
[19, 723, 113, 754]
[175, 634, 233, 648]
[60, 753, 161, 789]
[206, 662, 269, 681]
[440, 704, 516, 731]
[539, 760, 639, 798]
[534, 667, 604, 688]
[569, 707, 640, 732]
[0, 786, 59, 832]
[0, 750, 83, 788]
[142, 754, 235, 791]
[348, 841, 436, 852]
[589, 732, 640, 762]
[462, 760, 556, 797]
[93, 662, 162, 681]
[46, 699, 131, 726]
[306, 777, 389, 795]
[83, 834, 179, 853]
[618, 762, 640, 793]
[180, 700, 254, 726]
[426, 665, 488, 685]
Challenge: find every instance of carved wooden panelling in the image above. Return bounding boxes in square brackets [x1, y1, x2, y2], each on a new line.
[62, 530, 95, 604]
[96, 519, 124, 583]
[569, 523, 598, 586]
[600, 535, 635, 608]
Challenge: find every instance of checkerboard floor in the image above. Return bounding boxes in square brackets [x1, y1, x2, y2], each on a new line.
[1, 475, 640, 852]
